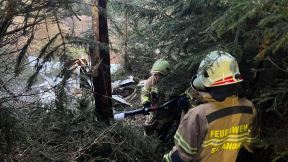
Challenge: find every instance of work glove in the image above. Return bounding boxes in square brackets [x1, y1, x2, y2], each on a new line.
[177, 95, 190, 111]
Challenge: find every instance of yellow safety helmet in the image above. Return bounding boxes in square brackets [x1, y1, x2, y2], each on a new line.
[151, 59, 171, 76]
[192, 51, 243, 90]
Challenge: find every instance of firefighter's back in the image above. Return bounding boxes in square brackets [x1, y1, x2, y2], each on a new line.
[198, 97, 256, 162]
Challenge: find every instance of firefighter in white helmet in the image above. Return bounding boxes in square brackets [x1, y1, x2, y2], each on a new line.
[141, 59, 178, 141]
[163, 51, 257, 162]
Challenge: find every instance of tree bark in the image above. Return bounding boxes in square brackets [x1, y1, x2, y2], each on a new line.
[91, 0, 113, 122]
[124, 11, 129, 70]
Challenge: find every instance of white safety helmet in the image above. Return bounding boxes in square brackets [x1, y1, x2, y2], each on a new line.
[192, 51, 243, 90]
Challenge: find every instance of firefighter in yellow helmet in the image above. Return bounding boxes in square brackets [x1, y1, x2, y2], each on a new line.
[141, 59, 177, 141]
[163, 51, 257, 162]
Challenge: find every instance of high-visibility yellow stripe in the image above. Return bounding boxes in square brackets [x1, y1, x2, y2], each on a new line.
[185, 91, 194, 101]
[151, 87, 158, 93]
[163, 151, 172, 162]
[203, 138, 245, 147]
[203, 132, 250, 144]
[163, 154, 169, 162]
[168, 151, 172, 162]
[175, 137, 198, 156]
[142, 87, 150, 93]
[202, 137, 252, 147]
[203, 136, 248, 144]
[174, 132, 198, 156]
[245, 137, 256, 142]
[141, 95, 150, 104]
[175, 132, 198, 151]
[141, 86, 159, 104]
[246, 137, 256, 140]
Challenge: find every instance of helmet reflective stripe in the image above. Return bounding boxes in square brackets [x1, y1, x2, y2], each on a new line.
[194, 51, 242, 88]
[151, 59, 171, 75]
[211, 76, 238, 86]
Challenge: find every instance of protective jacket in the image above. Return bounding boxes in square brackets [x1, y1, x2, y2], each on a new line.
[141, 75, 178, 140]
[141, 75, 160, 106]
[164, 89, 256, 162]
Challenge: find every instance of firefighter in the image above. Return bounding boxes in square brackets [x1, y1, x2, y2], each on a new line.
[163, 51, 257, 162]
[141, 59, 178, 141]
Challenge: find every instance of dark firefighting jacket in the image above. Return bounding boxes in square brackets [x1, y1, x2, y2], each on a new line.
[163, 89, 256, 162]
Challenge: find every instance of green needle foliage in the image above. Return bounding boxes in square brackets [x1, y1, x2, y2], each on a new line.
[111, 0, 288, 161]
[1, 0, 288, 161]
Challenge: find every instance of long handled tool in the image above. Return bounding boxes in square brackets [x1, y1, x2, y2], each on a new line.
[114, 98, 177, 121]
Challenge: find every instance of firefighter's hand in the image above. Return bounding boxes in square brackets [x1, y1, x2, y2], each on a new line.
[178, 95, 190, 111]
[143, 102, 151, 108]
[142, 102, 151, 115]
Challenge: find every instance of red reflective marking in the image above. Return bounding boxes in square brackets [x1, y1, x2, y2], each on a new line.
[211, 79, 235, 86]
[214, 76, 234, 83]
[211, 75, 235, 86]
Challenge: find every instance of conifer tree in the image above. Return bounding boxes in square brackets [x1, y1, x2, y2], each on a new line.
[110, 0, 288, 161]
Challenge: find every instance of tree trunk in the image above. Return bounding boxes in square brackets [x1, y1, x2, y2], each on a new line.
[124, 11, 129, 70]
[91, 0, 113, 122]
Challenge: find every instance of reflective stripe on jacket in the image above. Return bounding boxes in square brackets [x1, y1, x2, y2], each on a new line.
[163, 92, 256, 162]
[141, 75, 159, 105]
